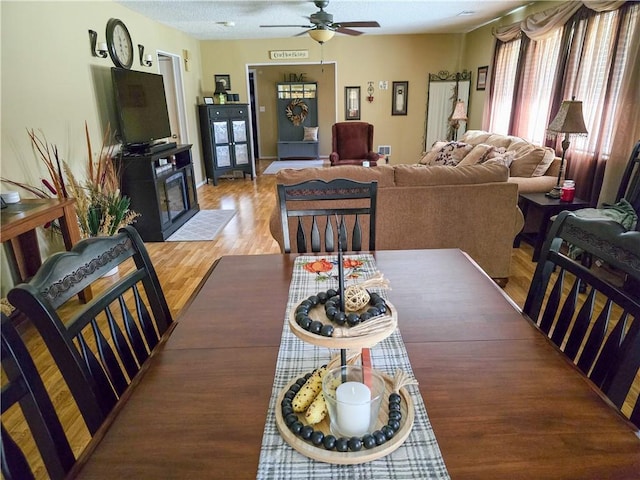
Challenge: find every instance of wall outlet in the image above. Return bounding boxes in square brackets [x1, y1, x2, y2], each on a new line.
[259, 106, 266, 112]
[377, 145, 391, 156]
[379, 81, 388, 90]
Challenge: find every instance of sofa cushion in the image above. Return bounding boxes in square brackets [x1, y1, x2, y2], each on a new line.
[428, 141, 474, 166]
[485, 134, 513, 149]
[509, 145, 551, 177]
[274, 164, 396, 187]
[394, 164, 509, 187]
[461, 130, 492, 145]
[532, 147, 556, 176]
[458, 143, 494, 166]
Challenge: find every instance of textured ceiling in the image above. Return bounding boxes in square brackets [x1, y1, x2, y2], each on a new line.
[117, 0, 530, 40]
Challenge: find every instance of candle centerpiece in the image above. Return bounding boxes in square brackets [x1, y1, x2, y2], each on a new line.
[322, 365, 386, 439]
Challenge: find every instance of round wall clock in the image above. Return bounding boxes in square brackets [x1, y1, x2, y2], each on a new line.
[106, 18, 133, 69]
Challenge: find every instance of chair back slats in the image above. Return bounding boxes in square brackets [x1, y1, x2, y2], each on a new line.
[132, 284, 160, 351]
[277, 179, 378, 254]
[77, 332, 119, 415]
[538, 269, 564, 334]
[1, 424, 35, 480]
[549, 275, 580, 346]
[90, 317, 130, 396]
[563, 288, 596, 359]
[8, 226, 173, 435]
[106, 304, 140, 379]
[524, 212, 640, 427]
[1, 314, 76, 480]
[575, 300, 611, 374]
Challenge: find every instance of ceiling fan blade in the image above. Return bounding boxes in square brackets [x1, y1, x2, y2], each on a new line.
[294, 29, 312, 37]
[335, 21, 380, 28]
[260, 24, 312, 28]
[335, 26, 364, 36]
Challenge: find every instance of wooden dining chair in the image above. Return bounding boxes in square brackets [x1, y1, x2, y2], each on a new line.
[8, 226, 173, 435]
[523, 211, 640, 426]
[1, 313, 76, 480]
[277, 178, 378, 253]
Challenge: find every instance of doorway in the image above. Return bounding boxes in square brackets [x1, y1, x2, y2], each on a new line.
[249, 70, 260, 159]
[158, 52, 188, 144]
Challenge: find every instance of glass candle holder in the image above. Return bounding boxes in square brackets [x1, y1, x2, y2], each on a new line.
[322, 365, 386, 438]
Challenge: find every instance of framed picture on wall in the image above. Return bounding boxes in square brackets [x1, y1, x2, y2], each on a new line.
[345, 86, 361, 120]
[477, 66, 488, 90]
[214, 74, 232, 90]
[392, 81, 408, 115]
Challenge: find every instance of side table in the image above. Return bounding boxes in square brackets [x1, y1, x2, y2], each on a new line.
[515, 192, 590, 261]
[1, 198, 92, 302]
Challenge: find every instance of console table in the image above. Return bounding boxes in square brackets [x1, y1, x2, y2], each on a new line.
[1, 198, 91, 301]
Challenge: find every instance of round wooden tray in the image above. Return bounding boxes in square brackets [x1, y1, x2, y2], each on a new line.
[288, 301, 398, 349]
[275, 371, 415, 464]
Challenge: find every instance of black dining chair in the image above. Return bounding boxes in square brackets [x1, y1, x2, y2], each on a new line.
[1, 313, 76, 480]
[8, 226, 173, 435]
[523, 211, 640, 426]
[277, 178, 378, 253]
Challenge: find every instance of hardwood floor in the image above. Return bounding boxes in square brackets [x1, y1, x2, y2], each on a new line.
[2, 158, 627, 478]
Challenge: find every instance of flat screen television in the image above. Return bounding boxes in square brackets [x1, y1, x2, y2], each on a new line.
[111, 67, 172, 149]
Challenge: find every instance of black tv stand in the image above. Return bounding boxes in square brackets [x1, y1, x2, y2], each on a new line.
[126, 141, 177, 155]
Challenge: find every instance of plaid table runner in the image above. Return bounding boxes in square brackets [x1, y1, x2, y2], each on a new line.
[256, 255, 450, 479]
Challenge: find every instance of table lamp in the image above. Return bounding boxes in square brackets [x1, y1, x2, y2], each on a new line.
[449, 100, 467, 141]
[546, 97, 588, 198]
[214, 81, 227, 104]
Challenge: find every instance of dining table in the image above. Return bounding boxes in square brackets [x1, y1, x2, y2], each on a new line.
[71, 249, 640, 479]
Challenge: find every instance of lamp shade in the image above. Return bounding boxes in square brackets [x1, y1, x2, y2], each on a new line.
[547, 99, 588, 134]
[309, 27, 335, 44]
[214, 81, 226, 95]
[451, 100, 468, 121]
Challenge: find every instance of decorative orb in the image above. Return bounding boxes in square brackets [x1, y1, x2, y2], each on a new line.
[344, 285, 370, 312]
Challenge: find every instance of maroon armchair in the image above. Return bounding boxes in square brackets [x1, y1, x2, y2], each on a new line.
[329, 122, 380, 166]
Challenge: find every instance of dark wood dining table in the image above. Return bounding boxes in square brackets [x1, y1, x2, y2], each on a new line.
[72, 250, 640, 479]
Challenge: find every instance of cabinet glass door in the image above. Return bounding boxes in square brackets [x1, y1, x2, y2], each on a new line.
[234, 144, 249, 165]
[213, 121, 229, 144]
[231, 120, 247, 143]
[215, 145, 231, 167]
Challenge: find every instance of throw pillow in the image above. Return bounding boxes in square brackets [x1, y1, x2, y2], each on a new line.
[419, 141, 447, 165]
[429, 141, 474, 166]
[484, 151, 515, 168]
[457, 143, 494, 166]
[303, 126, 319, 141]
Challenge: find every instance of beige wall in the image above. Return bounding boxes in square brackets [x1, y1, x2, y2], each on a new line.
[0, 0, 203, 295]
[200, 34, 462, 163]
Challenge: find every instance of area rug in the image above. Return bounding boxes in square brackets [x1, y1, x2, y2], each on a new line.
[166, 209, 236, 242]
[263, 160, 325, 175]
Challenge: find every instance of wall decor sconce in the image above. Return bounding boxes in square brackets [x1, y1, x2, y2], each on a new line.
[138, 44, 153, 67]
[367, 81, 375, 103]
[88, 29, 108, 58]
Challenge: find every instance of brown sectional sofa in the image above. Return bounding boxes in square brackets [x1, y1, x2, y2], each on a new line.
[269, 163, 524, 283]
[421, 130, 562, 194]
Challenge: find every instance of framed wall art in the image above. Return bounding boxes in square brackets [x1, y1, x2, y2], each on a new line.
[392, 81, 408, 116]
[476, 66, 488, 91]
[214, 74, 231, 90]
[345, 86, 361, 120]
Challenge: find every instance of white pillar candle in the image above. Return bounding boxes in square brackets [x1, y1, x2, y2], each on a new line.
[336, 381, 371, 437]
[145, 54, 153, 62]
[98, 42, 108, 52]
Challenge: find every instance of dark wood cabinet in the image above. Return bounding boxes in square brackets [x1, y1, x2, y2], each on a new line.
[118, 144, 199, 242]
[198, 104, 254, 185]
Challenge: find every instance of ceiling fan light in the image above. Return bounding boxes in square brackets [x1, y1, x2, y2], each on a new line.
[309, 28, 335, 44]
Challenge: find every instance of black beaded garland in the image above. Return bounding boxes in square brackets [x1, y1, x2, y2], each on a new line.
[281, 378, 403, 452]
[294, 289, 388, 338]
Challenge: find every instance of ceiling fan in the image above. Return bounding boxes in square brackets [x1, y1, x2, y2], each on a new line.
[260, 0, 380, 44]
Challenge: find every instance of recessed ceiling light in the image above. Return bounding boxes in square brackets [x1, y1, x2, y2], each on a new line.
[458, 11, 475, 16]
